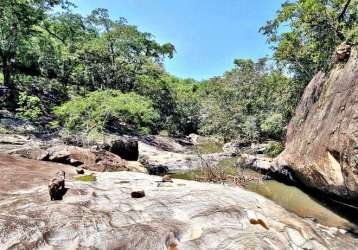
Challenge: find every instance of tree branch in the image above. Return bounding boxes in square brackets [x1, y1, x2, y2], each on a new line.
[338, 0, 352, 22]
[38, 24, 66, 44]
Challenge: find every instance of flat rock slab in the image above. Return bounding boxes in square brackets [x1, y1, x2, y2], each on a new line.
[0, 154, 357, 249]
[139, 142, 234, 171]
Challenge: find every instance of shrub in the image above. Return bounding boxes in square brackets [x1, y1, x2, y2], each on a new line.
[54, 90, 160, 135]
[260, 113, 285, 140]
[264, 141, 284, 158]
[16, 92, 43, 122]
[0, 126, 10, 134]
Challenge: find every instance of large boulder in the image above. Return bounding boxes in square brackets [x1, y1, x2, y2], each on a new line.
[100, 137, 139, 161]
[47, 145, 129, 172]
[0, 154, 357, 249]
[237, 153, 272, 173]
[12, 145, 147, 173]
[59, 132, 139, 161]
[276, 46, 358, 201]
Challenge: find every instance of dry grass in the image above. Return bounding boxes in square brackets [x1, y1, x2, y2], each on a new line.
[189, 154, 263, 187]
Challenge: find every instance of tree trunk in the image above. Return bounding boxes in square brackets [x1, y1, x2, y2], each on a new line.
[2, 58, 17, 110]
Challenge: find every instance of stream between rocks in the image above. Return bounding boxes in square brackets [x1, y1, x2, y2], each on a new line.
[168, 141, 358, 234]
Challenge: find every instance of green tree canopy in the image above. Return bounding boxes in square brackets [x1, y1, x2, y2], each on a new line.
[260, 0, 357, 90]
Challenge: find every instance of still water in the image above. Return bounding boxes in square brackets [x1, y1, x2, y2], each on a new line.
[246, 180, 353, 229]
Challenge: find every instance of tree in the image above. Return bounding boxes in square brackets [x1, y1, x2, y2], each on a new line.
[199, 58, 294, 142]
[54, 90, 160, 135]
[0, 0, 68, 109]
[260, 0, 358, 92]
[81, 8, 176, 91]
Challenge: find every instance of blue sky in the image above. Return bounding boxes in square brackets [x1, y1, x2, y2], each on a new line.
[73, 0, 284, 80]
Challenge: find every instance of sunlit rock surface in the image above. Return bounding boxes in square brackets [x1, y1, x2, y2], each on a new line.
[139, 142, 234, 171]
[277, 47, 358, 201]
[1, 154, 357, 249]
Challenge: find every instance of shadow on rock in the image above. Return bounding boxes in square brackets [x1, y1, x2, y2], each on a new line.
[51, 187, 69, 201]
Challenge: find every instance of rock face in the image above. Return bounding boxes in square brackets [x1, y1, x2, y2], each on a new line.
[1, 154, 357, 249]
[100, 137, 139, 161]
[277, 47, 358, 201]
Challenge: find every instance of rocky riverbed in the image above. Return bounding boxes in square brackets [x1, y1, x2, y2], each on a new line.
[1, 154, 358, 250]
[0, 131, 358, 249]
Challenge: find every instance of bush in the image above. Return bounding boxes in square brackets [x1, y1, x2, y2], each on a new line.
[16, 92, 43, 122]
[0, 126, 10, 134]
[264, 141, 284, 158]
[198, 59, 294, 143]
[260, 113, 285, 140]
[54, 90, 160, 135]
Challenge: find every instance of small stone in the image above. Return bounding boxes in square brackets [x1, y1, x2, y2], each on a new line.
[162, 175, 173, 183]
[76, 168, 85, 174]
[131, 190, 145, 198]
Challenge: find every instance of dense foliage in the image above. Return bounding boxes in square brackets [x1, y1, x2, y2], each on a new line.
[54, 90, 159, 134]
[199, 59, 295, 142]
[1, 0, 357, 144]
[261, 0, 358, 93]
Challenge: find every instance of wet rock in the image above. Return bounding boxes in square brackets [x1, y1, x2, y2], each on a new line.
[278, 46, 358, 201]
[1, 154, 357, 249]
